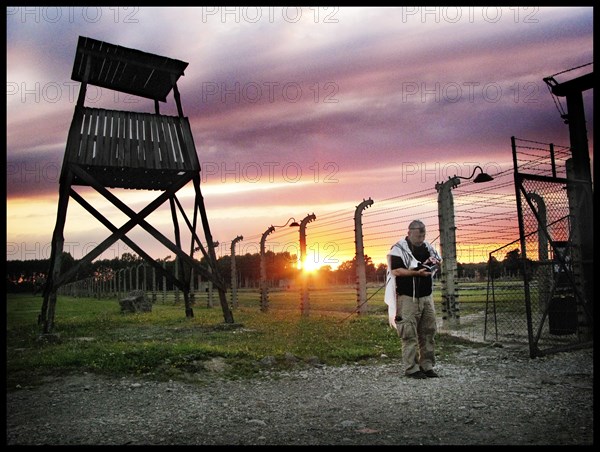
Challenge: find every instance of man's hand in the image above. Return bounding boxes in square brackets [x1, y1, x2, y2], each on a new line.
[415, 267, 432, 277]
[424, 257, 440, 266]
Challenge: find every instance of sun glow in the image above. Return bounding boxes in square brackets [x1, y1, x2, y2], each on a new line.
[300, 259, 322, 273]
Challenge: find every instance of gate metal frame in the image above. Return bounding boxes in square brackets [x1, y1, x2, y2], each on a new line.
[510, 137, 593, 357]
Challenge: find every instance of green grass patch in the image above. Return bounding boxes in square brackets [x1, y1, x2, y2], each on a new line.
[6, 290, 485, 389]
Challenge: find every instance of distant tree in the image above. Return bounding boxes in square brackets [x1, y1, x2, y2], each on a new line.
[375, 263, 387, 283]
[237, 253, 261, 287]
[316, 265, 333, 285]
[503, 248, 521, 277]
[120, 252, 141, 265]
[336, 259, 355, 284]
[457, 262, 477, 279]
[334, 255, 377, 284]
[488, 256, 502, 279]
[6, 252, 78, 293]
[216, 254, 231, 286]
[364, 255, 377, 282]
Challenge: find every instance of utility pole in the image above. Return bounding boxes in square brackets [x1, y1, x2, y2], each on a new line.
[260, 218, 299, 313]
[299, 213, 316, 316]
[260, 226, 275, 312]
[436, 166, 494, 326]
[436, 177, 460, 325]
[230, 235, 243, 309]
[354, 198, 373, 314]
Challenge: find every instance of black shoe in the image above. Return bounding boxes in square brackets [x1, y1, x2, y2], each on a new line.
[406, 371, 428, 379]
[422, 369, 439, 378]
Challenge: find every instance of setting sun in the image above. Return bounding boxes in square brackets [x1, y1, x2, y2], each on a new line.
[300, 259, 321, 273]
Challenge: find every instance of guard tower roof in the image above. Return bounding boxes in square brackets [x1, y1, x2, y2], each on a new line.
[71, 36, 189, 102]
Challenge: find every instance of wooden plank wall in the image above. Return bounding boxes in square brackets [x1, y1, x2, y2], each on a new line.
[66, 107, 200, 172]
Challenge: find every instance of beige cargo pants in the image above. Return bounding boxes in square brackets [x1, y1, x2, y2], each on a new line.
[396, 294, 437, 375]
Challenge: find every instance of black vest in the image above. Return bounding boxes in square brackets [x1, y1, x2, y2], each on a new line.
[391, 240, 433, 297]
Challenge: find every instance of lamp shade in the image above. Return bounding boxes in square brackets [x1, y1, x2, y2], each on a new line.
[473, 172, 494, 183]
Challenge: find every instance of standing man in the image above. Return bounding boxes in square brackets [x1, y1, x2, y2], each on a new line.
[384, 220, 441, 379]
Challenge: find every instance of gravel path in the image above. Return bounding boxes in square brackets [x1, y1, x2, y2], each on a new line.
[6, 343, 593, 445]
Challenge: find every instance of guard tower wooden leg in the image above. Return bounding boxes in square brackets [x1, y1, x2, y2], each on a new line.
[169, 196, 194, 318]
[182, 263, 193, 318]
[193, 176, 234, 323]
[40, 176, 71, 334]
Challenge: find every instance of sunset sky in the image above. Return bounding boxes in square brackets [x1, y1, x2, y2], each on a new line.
[6, 6, 594, 269]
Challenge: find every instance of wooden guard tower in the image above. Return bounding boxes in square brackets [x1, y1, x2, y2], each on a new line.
[40, 36, 234, 333]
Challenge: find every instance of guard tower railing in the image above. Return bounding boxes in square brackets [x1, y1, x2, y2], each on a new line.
[64, 106, 199, 190]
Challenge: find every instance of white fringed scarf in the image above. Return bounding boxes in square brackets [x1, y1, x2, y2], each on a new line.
[384, 238, 441, 329]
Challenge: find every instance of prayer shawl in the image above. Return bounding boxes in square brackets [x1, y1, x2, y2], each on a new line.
[384, 239, 441, 329]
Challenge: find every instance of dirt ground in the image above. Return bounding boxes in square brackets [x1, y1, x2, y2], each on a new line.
[6, 342, 593, 446]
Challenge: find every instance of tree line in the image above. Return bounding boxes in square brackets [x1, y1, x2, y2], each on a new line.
[6, 249, 526, 293]
[6, 252, 379, 293]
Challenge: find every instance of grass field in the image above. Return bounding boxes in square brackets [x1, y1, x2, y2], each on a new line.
[6, 286, 486, 389]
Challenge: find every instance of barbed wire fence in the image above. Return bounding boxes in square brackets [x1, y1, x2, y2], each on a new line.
[59, 137, 590, 349]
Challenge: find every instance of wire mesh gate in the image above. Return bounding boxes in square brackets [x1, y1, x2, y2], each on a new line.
[485, 137, 593, 357]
